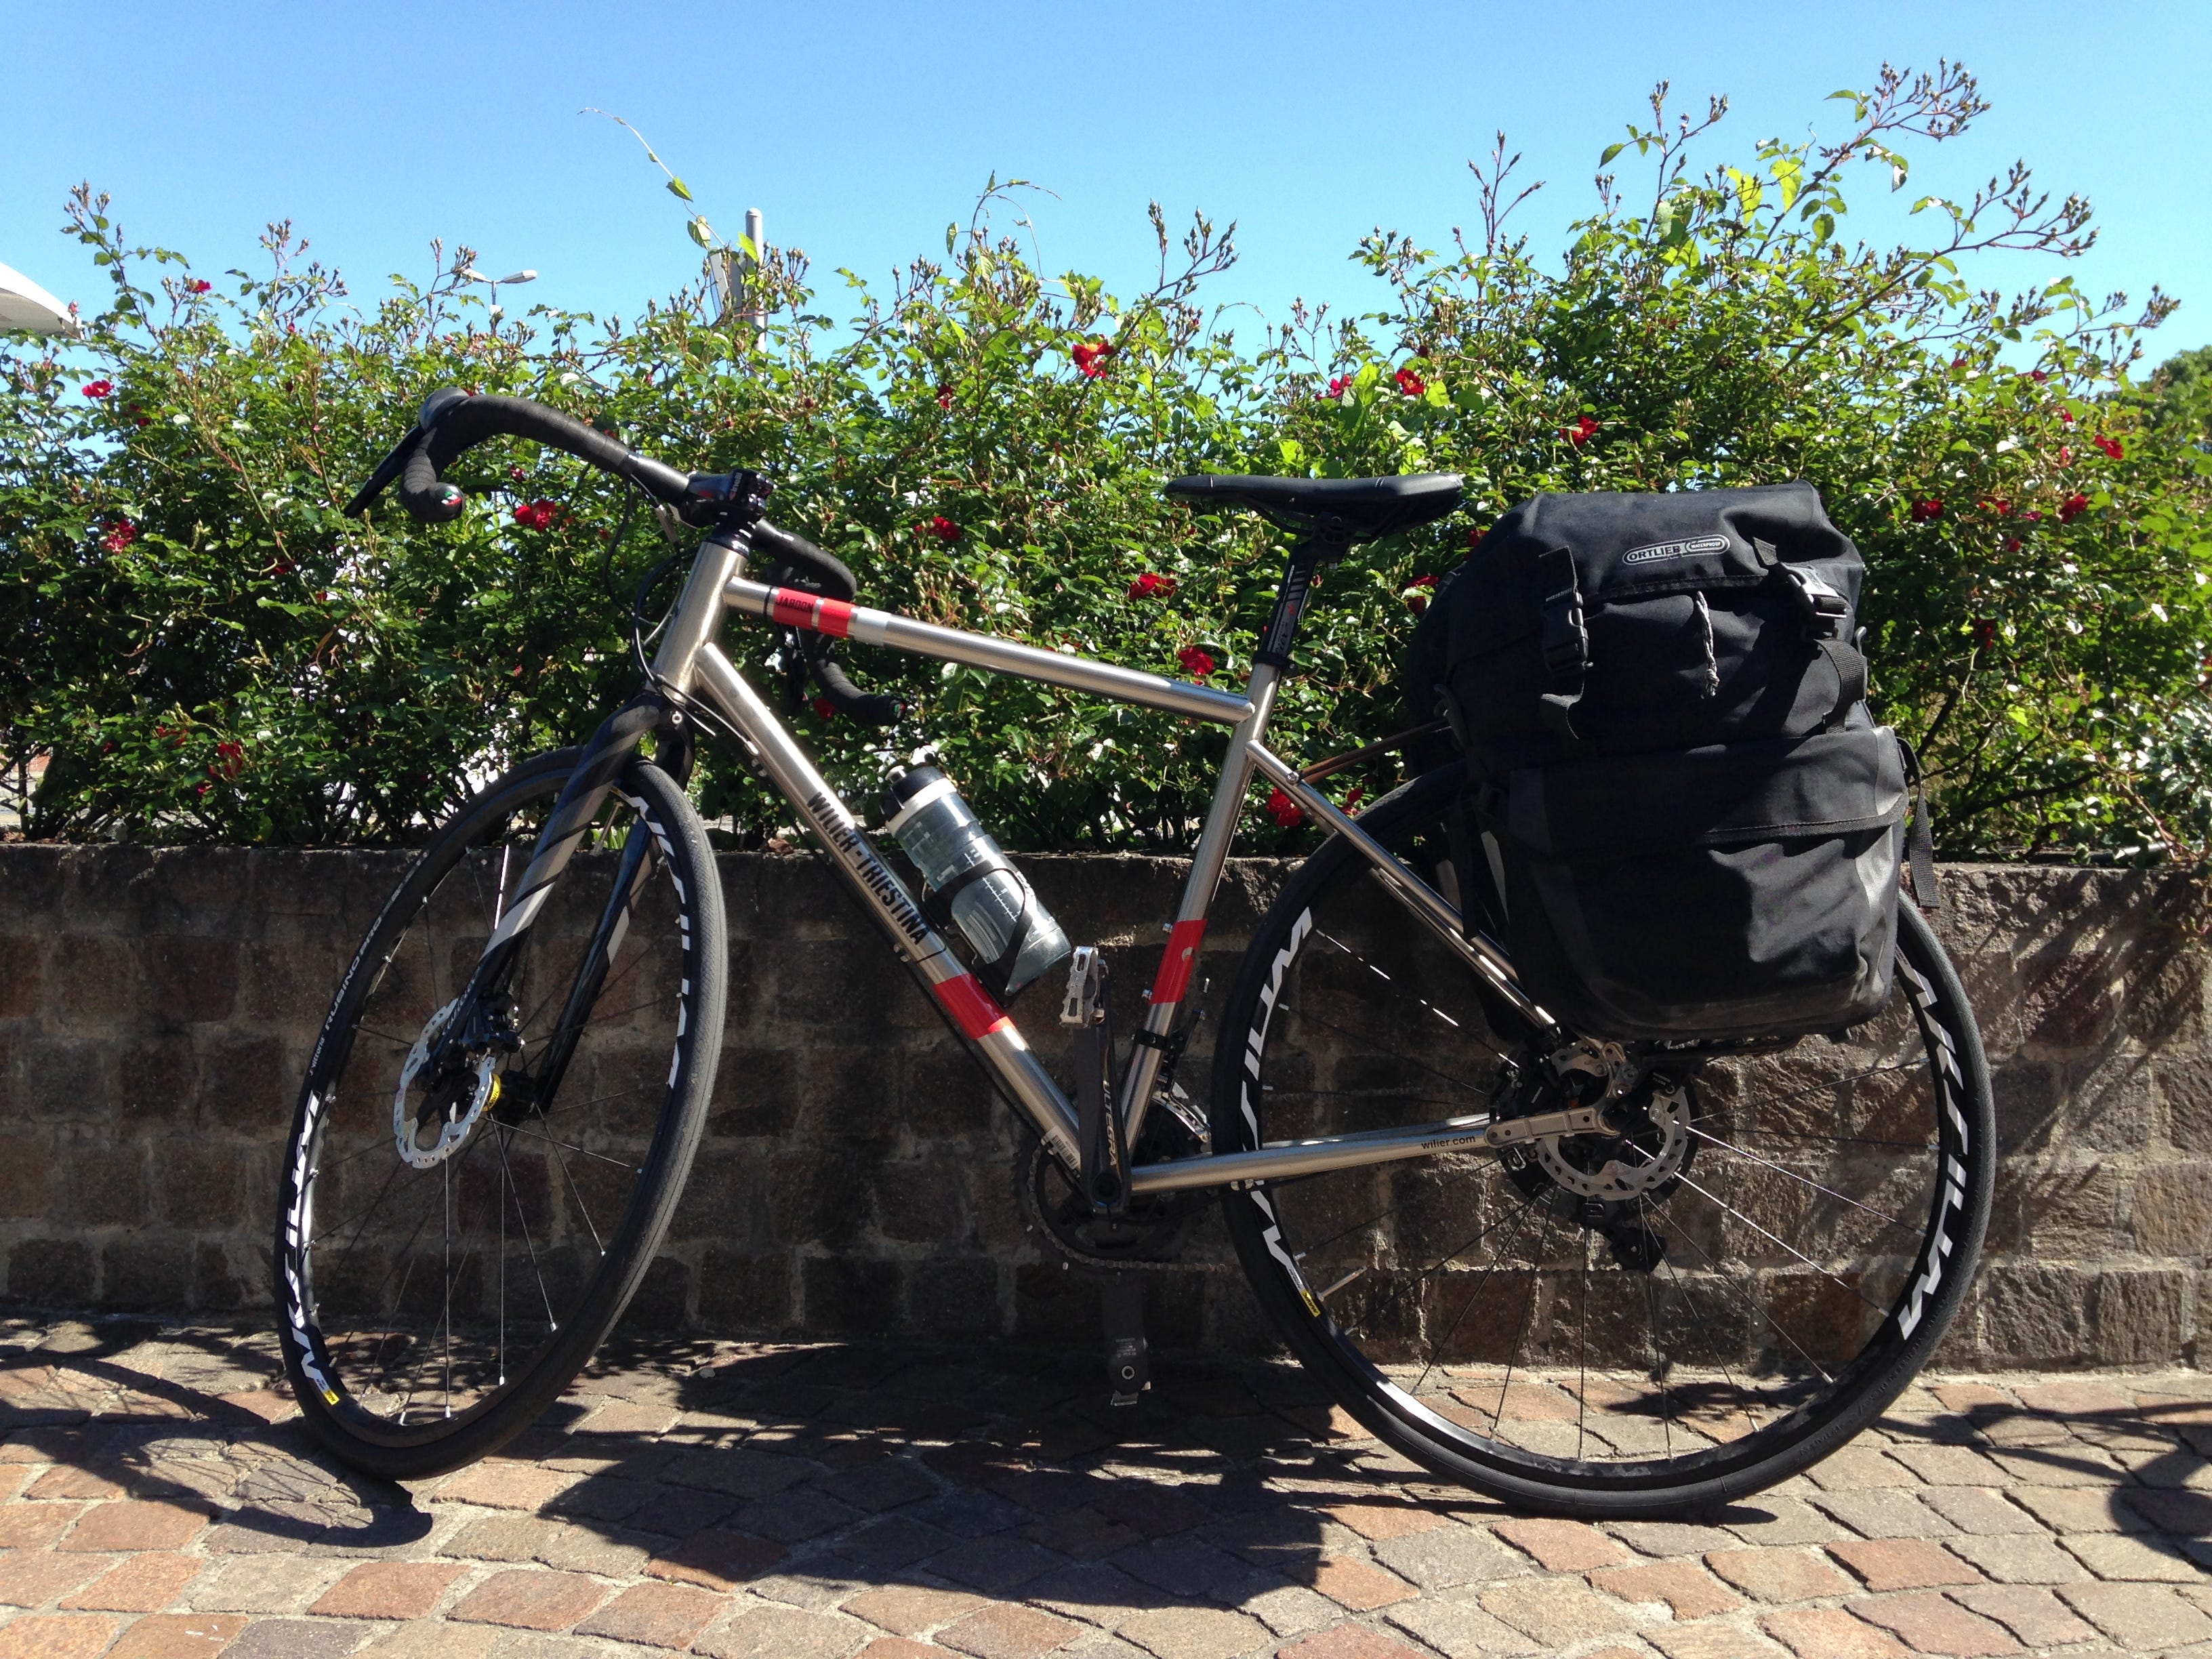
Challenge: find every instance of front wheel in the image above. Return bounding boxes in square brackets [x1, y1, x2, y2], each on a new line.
[1212, 762, 1993, 1517]
[275, 750, 726, 1481]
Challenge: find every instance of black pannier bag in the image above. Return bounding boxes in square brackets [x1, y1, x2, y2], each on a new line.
[1404, 480, 1914, 1042]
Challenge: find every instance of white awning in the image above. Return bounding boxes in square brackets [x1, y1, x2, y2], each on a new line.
[0, 260, 79, 336]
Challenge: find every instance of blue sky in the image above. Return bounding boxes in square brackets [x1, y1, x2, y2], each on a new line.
[4, 1, 2204, 365]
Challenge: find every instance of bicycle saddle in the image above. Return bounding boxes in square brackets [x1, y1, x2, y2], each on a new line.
[1164, 472, 1463, 542]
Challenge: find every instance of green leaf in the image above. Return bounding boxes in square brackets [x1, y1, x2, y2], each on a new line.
[665, 178, 695, 203]
[1599, 142, 1626, 166]
[686, 216, 713, 249]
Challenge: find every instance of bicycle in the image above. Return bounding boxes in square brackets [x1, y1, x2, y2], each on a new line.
[274, 387, 1994, 1518]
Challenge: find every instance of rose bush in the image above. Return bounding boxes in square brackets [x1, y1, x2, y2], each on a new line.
[3, 65, 2207, 869]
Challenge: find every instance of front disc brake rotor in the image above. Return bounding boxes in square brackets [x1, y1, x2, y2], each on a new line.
[393, 998, 501, 1169]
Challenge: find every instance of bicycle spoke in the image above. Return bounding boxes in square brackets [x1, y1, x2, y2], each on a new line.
[1685, 1124, 1918, 1236]
[1671, 1168, 1887, 1317]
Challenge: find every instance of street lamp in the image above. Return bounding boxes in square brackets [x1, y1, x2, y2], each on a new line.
[0, 260, 79, 337]
[459, 266, 537, 321]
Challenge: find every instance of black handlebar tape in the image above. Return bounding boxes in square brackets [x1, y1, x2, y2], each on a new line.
[394, 390, 695, 524]
[811, 653, 902, 726]
[750, 521, 857, 600]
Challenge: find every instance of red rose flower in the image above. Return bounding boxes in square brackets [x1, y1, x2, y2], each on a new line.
[186, 279, 211, 294]
[2093, 436, 2124, 460]
[916, 514, 962, 541]
[1562, 414, 1600, 447]
[1969, 618, 1997, 651]
[1467, 524, 1487, 548]
[509, 465, 527, 483]
[1405, 573, 1439, 615]
[2024, 511, 2043, 523]
[811, 697, 837, 721]
[1980, 497, 2011, 516]
[82, 380, 112, 399]
[2057, 492, 2089, 523]
[1394, 366, 1426, 397]
[100, 519, 137, 554]
[2059, 408, 2074, 424]
[935, 384, 954, 410]
[2030, 370, 2049, 383]
[1910, 499, 1943, 522]
[1325, 375, 1351, 400]
[2058, 446, 2074, 467]
[1071, 339, 1113, 378]
[209, 741, 246, 781]
[1176, 646, 1216, 679]
[514, 499, 559, 530]
[1265, 787, 1304, 828]
[1127, 572, 1177, 600]
[2003, 537, 2023, 554]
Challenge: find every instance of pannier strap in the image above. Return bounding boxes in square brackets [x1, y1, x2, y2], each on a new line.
[1774, 563, 1868, 731]
[1535, 546, 1589, 747]
[1896, 735, 1943, 913]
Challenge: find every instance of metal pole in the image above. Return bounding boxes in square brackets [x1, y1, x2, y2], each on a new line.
[741, 209, 764, 337]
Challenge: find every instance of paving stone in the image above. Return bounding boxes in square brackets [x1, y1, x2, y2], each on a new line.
[1234, 1581, 1340, 1637]
[222, 1618, 376, 1659]
[1489, 1516, 1633, 1571]
[925, 1535, 1067, 1594]
[1273, 1627, 1430, 1659]
[1948, 1585, 2100, 1649]
[1382, 1590, 1542, 1656]
[2060, 1529, 2203, 1580]
[1909, 1488, 2038, 1538]
[2003, 1485, 2140, 1533]
[1645, 1625, 1789, 1659]
[1589, 1561, 1744, 1620]
[1939, 1532, 2085, 1585]
[0, 1613, 126, 1659]
[1803, 1490, 1957, 1540]
[182, 1555, 347, 1612]
[1370, 1521, 1531, 1591]
[1310, 1553, 1418, 1612]
[1759, 1605, 1912, 1659]
[1877, 1445, 2011, 1487]
[640, 1528, 786, 1590]
[57, 1550, 203, 1611]
[1704, 1547, 1854, 1603]
[446, 1568, 608, 1632]
[857, 1641, 946, 1659]
[1477, 1577, 1635, 1646]
[1850, 1591, 2024, 1656]
[694, 1602, 871, 1659]
[56, 1497, 211, 1552]
[840, 1583, 987, 1637]
[1716, 1497, 1844, 1548]
[102, 1612, 255, 1657]
[575, 1582, 725, 1649]
[1827, 1538, 1983, 1592]
[312, 1561, 466, 1620]
[931, 1601, 1087, 1659]
[1804, 1447, 1919, 1491]
[1324, 1499, 1448, 1541]
[0, 1548, 108, 1605]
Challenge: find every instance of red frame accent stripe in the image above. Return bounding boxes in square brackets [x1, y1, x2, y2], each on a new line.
[933, 973, 1012, 1040]
[1149, 919, 1208, 1006]
[767, 588, 855, 639]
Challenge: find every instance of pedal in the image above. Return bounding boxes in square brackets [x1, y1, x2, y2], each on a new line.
[1100, 1275, 1149, 1406]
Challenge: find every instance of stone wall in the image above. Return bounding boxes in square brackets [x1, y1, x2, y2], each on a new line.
[0, 846, 2204, 1367]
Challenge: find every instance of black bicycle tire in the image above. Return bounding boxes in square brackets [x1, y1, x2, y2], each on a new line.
[1212, 762, 1994, 1517]
[274, 750, 726, 1481]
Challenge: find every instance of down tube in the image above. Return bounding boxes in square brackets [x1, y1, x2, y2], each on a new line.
[686, 643, 1084, 1168]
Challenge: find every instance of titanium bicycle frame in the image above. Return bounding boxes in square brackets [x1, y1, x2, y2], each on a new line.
[468, 525, 1593, 1199]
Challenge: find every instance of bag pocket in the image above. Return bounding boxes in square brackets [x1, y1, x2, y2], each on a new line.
[1483, 728, 1906, 1041]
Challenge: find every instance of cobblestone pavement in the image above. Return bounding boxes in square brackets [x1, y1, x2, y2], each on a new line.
[0, 1318, 2208, 1658]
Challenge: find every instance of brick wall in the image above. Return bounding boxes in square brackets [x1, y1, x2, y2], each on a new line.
[0, 846, 2204, 1366]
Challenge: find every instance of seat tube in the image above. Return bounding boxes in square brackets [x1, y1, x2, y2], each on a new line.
[1119, 663, 1281, 1149]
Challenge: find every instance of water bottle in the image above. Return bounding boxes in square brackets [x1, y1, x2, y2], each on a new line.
[880, 766, 1071, 997]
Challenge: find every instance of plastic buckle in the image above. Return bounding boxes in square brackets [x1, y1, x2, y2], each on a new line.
[1538, 593, 1586, 678]
[1778, 565, 1849, 639]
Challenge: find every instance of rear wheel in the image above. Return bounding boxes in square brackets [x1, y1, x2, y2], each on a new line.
[1213, 763, 1992, 1517]
[275, 750, 724, 1480]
